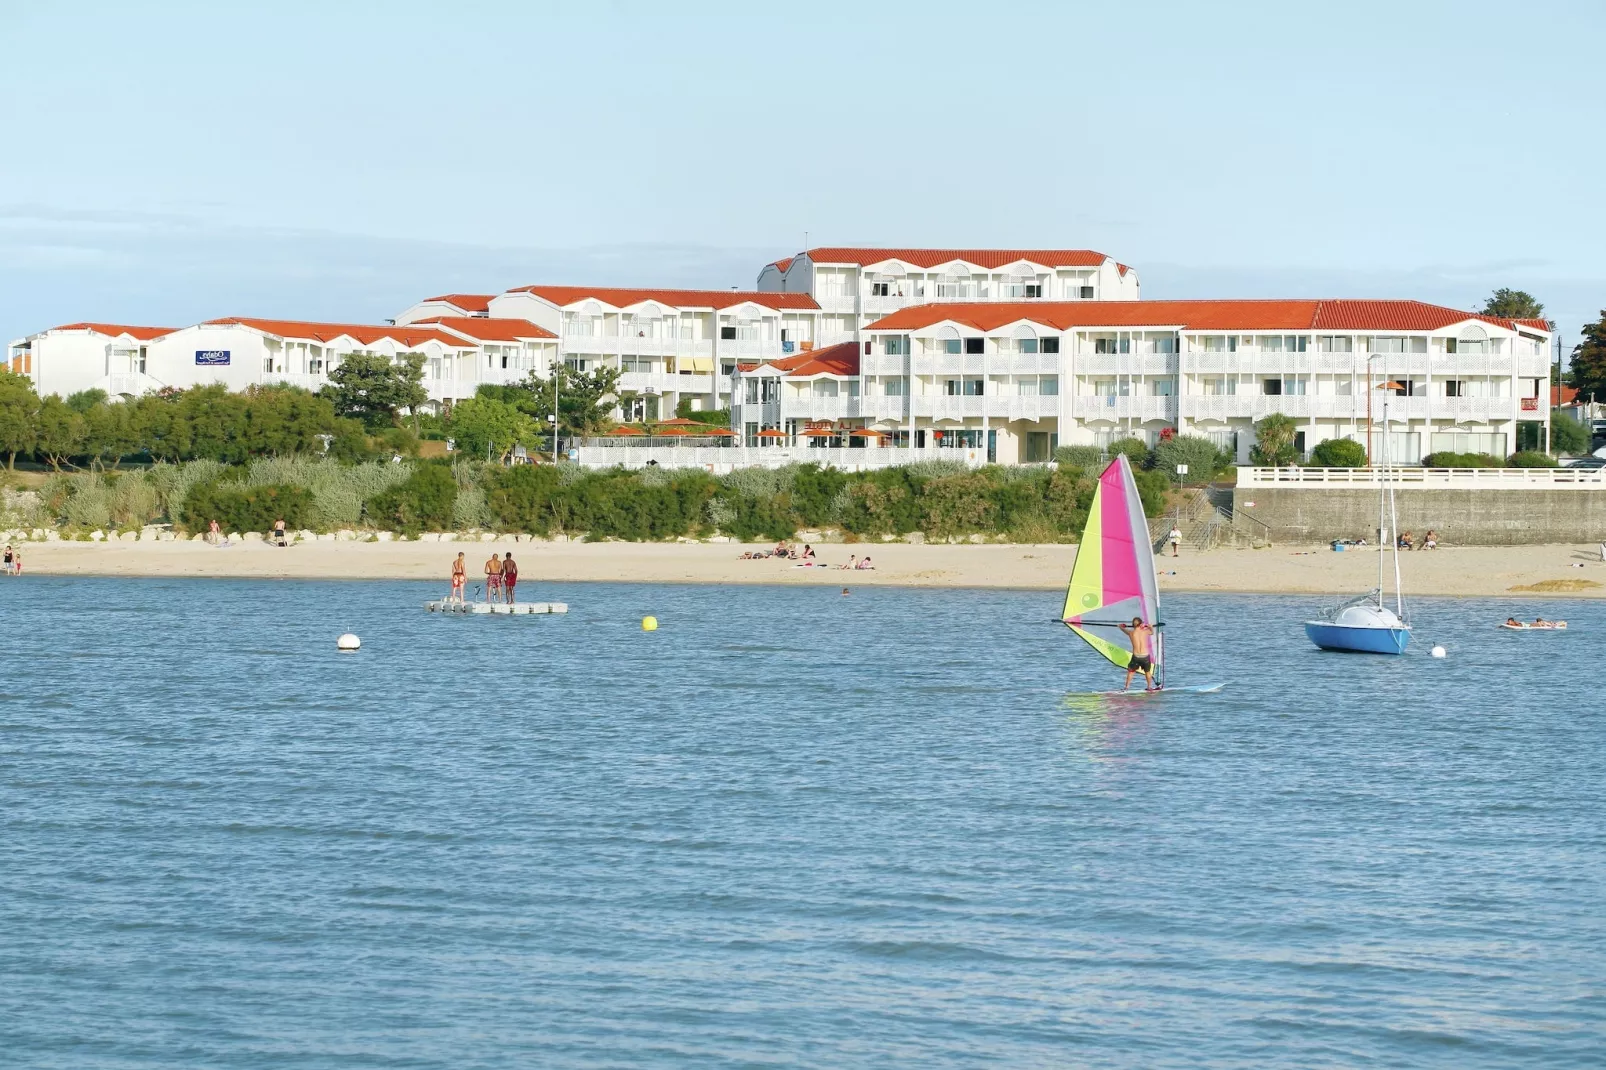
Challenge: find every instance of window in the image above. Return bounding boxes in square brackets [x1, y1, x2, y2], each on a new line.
[720, 326, 737, 340]
[1317, 336, 1354, 353]
[721, 362, 736, 377]
[761, 379, 779, 403]
[964, 338, 985, 355]
[884, 378, 906, 396]
[847, 380, 860, 397]
[1018, 338, 1038, 354]
[863, 341, 871, 355]
[744, 379, 759, 404]
[1151, 378, 1175, 396]
[1025, 284, 1043, 299]
[1079, 286, 1095, 299]
[812, 379, 839, 398]
[1263, 378, 1282, 395]
[884, 336, 905, 356]
[1335, 379, 1352, 395]
[1040, 337, 1060, 354]
[1446, 379, 1465, 397]
[1430, 432, 1507, 456]
[944, 338, 962, 355]
[1392, 380, 1421, 397]
[1284, 377, 1307, 396]
[871, 282, 890, 297]
[1155, 337, 1176, 354]
[1093, 379, 1118, 398]
[1093, 337, 1129, 354]
[1039, 375, 1058, 396]
[1374, 336, 1428, 354]
[945, 378, 984, 396]
[1017, 378, 1038, 396]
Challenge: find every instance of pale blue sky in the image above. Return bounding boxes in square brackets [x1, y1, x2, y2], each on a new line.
[2, 0, 1602, 348]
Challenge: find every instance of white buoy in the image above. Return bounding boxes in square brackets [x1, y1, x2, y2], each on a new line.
[337, 633, 361, 651]
[1430, 645, 1446, 658]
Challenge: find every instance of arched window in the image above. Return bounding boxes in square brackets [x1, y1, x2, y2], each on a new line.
[935, 325, 962, 355]
[1453, 324, 1489, 355]
[1011, 323, 1039, 354]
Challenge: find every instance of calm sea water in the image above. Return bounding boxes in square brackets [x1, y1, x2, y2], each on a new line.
[1, 575, 1601, 1068]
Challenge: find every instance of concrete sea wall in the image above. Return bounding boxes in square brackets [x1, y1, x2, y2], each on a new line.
[1232, 487, 1606, 545]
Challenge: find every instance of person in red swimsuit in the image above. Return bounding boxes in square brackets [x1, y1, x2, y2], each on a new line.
[483, 552, 503, 602]
[501, 552, 518, 604]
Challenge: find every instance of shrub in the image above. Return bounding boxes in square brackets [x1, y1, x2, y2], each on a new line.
[365, 464, 458, 535]
[1152, 434, 1231, 480]
[1308, 438, 1367, 468]
[1053, 444, 1106, 470]
[1133, 467, 1170, 517]
[1508, 450, 1559, 468]
[1107, 438, 1151, 464]
[107, 472, 160, 527]
[1250, 413, 1300, 466]
[921, 472, 999, 538]
[1422, 452, 1504, 469]
[180, 482, 314, 533]
[62, 476, 112, 530]
[1550, 414, 1590, 455]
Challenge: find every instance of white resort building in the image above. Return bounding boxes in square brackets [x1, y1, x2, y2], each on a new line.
[399, 285, 821, 419]
[8, 317, 558, 408]
[730, 299, 1552, 465]
[756, 248, 1138, 347]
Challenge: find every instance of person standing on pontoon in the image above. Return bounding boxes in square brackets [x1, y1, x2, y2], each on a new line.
[483, 553, 503, 603]
[450, 552, 467, 604]
[501, 552, 519, 604]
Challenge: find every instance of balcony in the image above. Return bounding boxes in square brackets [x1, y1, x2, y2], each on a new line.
[1071, 395, 1179, 422]
[912, 396, 1061, 421]
[563, 337, 715, 360]
[102, 372, 166, 397]
[1072, 352, 1177, 376]
[861, 354, 907, 376]
[619, 371, 716, 396]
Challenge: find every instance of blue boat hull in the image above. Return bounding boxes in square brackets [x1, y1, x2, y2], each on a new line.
[1304, 621, 1411, 654]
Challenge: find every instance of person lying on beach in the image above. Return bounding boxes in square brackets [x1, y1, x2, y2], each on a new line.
[855, 557, 873, 569]
[839, 556, 858, 570]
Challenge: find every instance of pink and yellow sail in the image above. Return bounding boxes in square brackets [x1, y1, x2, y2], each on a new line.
[1061, 455, 1162, 669]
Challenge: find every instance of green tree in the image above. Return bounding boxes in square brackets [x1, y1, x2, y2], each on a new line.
[34, 396, 86, 469]
[517, 365, 622, 438]
[320, 352, 427, 429]
[0, 370, 40, 469]
[240, 385, 341, 457]
[1569, 312, 1606, 403]
[1309, 438, 1367, 467]
[65, 388, 108, 413]
[448, 395, 538, 463]
[1481, 288, 1548, 323]
[80, 399, 137, 469]
[1250, 413, 1300, 466]
[1550, 413, 1590, 455]
[1107, 437, 1151, 463]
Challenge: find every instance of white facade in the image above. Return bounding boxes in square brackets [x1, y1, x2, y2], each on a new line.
[392, 293, 494, 325]
[732, 299, 1552, 466]
[11, 317, 558, 408]
[756, 248, 1139, 349]
[8, 323, 176, 399]
[426, 286, 825, 419]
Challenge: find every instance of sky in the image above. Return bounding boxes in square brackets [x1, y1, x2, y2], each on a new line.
[2, 0, 1602, 351]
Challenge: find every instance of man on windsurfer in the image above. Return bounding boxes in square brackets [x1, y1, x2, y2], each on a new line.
[1117, 616, 1157, 691]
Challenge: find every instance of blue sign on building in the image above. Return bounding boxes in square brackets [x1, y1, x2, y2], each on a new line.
[195, 350, 231, 366]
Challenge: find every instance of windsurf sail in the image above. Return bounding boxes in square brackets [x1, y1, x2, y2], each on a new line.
[1061, 455, 1162, 672]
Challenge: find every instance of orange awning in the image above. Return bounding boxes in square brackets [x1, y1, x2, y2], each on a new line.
[801, 428, 837, 438]
[607, 425, 645, 436]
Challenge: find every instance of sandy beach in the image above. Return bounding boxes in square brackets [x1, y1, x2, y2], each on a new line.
[9, 538, 1606, 598]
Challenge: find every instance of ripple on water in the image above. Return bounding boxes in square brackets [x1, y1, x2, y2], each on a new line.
[0, 578, 1601, 1069]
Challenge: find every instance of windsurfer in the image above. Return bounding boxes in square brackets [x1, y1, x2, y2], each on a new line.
[1117, 617, 1157, 691]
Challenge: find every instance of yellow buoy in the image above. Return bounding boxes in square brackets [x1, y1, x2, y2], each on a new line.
[641, 616, 658, 631]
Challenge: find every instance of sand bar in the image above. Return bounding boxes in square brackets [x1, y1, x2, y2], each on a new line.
[9, 539, 1606, 598]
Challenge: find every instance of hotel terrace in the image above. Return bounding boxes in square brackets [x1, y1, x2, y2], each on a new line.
[757, 247, 1138, 348]
[731, 299, 1552, 465]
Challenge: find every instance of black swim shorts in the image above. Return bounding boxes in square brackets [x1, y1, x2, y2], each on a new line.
[1129, 655, 1152, 672]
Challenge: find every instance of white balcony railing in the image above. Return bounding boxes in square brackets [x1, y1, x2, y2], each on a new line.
[1238, 467, 1606, 489]
[912, 396, 1061, 421]
[1071, 396, 1179, 421]
[1071, 353, 1178, 376]
[563, 337, 716, 360]
[571, 444, 984, 472]
[103, 372, 166, 396]
[619, 371, 716, 395]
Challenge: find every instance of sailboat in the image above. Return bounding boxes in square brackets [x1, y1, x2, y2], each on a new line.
[1060, 455, 1173, 690]
[1303, 391, 1412, 654]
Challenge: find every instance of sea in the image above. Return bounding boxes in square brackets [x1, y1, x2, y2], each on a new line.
[1, 576, 1601, 1069]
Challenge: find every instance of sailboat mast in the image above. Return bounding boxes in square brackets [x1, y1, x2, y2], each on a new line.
[1377, 386, 1387, 608]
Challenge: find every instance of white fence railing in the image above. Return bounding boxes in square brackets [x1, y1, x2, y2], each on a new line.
[1237, 467, 1606, 488]
[571, 445, 984, 472]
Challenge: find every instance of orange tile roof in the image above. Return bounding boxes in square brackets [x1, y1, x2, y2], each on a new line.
[802, 248, 1112, 269]
[413, 317, 557, 342]
[1553, 384, 1578, 406]
[49, 322, 175, 340]
[864, 299, 1552, 334]
[761, 340, 860, 378]
[202, 318, 474, 348]
[418, 293, 494, 312]
[507, 285, 819, 311]
[764, 257, 795, 274]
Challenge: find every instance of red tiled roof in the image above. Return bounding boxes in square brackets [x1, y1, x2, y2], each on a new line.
[768, 257, 795, 274]
[764, 341, 860, 378]
[413, 317, 557, 342]
[419, 293, 494, 312]
[1516, 317, 1552, 331]
[506, 285, 819, 311]
[802, 248, 1112, 269]
[864, 299, 1552, 334]
[1554, 384, 1578, 406]
[49, 322, 175, 340]
[202, 318, 474, 348]
[1116, 263, 1131, 277]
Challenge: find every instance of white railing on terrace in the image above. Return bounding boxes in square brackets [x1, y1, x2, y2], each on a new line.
[618, 371, 716, 395]
[563, 337, 716, 359]
[570, 444, 983, 471]
[1072, 353, 1177, 376]
[1237, 467, 1606, 488]
[1071, 396, 1178, 421]
[912, 396, 1060, 421]
[105, 372, 166, 396]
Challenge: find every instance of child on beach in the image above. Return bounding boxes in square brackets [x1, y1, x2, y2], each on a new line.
[3, 545, 12, 575]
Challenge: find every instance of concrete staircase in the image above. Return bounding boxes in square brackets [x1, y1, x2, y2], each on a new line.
[1149, 483, 1271, 551]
